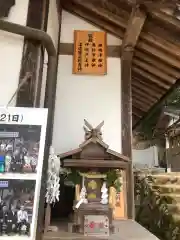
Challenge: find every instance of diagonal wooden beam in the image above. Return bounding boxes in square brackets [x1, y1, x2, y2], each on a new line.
[121, 7, 147, 53]
[133, 58, 176, 84]
[64, 0, 180, 71]
[132, 66, 170, 89]
[151, 9, 180, 33]
[121, 5, 147, 219]
[134, 51, 180, 79]
[132, 75, 164, 95]
[63, 1, 124, 38]
[132, 78, 162, 98]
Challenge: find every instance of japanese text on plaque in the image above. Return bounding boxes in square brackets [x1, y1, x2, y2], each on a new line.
[73, 31, 107, 75]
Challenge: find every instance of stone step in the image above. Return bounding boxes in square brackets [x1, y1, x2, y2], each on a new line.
[167, 204, 180, 214]
[160, 193, 180, 204]
[153, 172, 180, 175]
[153, 184, 180, 194]
[153, 174, 180, 185]
[172, 213, 180, 223]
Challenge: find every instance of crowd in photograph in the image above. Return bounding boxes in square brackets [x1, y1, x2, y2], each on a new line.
[0, 137, 39, 174]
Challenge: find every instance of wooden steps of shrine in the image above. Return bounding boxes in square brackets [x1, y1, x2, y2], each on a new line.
[43, 220, 159, 240]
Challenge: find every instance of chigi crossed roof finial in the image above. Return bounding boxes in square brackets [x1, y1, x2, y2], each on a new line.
[83, 119, 104, 141]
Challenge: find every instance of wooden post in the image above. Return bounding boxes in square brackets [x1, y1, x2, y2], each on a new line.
[16, 0, 49, 107]
[121, 6, 147, 219]
[44, 203, 51, 233]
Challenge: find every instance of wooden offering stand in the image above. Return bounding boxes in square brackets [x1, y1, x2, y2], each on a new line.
[60, 120, 130, 237]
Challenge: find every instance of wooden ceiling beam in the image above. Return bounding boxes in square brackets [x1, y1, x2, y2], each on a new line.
[132, 106, 144, 117]
[132, 66, 170, 89]
[132, 76, 163, 95]
[133, 58, 176, 84]
[71, 0, 127, 29]
[140, 32, 180, 60]
[112, 4, 180, 68]
[123, 0, 179, 9]
[132, 83, 159, 102]
[132, 103, 147, 113]
[64, 0, 180, 71]
[62, 1, 124, 38]
[151, 10, 180, 33]
[121, 7, 147, 51]
[88, 1, 180, 67]
[132, 74, 166, 95]
[134, 51, 180, 78]
[132, 83, 157, 100]
[132, 94, 154, 107]
[132, 97, 150, 111]
[137, 41, 180, 69]
[132, 94, 155, 108]
[144, 20, 180, 48]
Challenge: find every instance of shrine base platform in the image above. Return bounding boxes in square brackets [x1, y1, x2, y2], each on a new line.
[43, 219, 159, 240]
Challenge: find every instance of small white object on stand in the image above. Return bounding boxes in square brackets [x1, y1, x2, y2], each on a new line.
[100, 182, 108, 204]
[75, 176, 88, 208]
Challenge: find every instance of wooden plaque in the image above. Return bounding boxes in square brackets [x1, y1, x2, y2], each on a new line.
[73, 30, 107, 75]
[84, 215, 109, 237]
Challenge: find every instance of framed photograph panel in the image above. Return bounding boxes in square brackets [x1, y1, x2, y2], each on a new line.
[0, 107, 48, 240]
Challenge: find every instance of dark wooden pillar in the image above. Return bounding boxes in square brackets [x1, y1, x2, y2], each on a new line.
[16, 0, 49, 107]
[121, 47, 134, 219]
[121, 6, 147, 219]
[0, 0, 15, 18]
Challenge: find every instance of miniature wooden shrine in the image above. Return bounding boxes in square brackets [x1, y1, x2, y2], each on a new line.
[59, 120, 130, 237]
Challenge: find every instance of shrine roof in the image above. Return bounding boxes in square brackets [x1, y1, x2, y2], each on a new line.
[59, 136, 130, 162]
[59, 120, 130, 168]
[61, 0, 180, 127]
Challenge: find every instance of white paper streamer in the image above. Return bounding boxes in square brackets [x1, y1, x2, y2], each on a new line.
[45, 147, 61, 204]
[75, 186, 88, 209]
[75, 177, 88, 209]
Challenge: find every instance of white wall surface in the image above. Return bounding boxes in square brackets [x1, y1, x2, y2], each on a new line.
[52, 10, 122, 154]
[0, 1, 29, 106]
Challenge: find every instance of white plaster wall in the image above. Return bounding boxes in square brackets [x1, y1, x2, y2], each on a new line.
[132, 146, 159, 168]
[52, 11, 122, 154]
[0, 1, 29, 106]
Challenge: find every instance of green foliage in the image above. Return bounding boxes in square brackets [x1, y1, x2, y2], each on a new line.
[64, 169, 122, 192]
[166, 88, 180, 108]
[134, 172, 180, 240]
[106, 170, 122, 192]
[66, 169, 81, 185]
[137, 87, 180, 141]
[139, 107, 162, 140]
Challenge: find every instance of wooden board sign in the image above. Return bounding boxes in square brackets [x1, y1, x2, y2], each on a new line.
[73, 30, 107, 75]
[84, 215, 109, 237]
